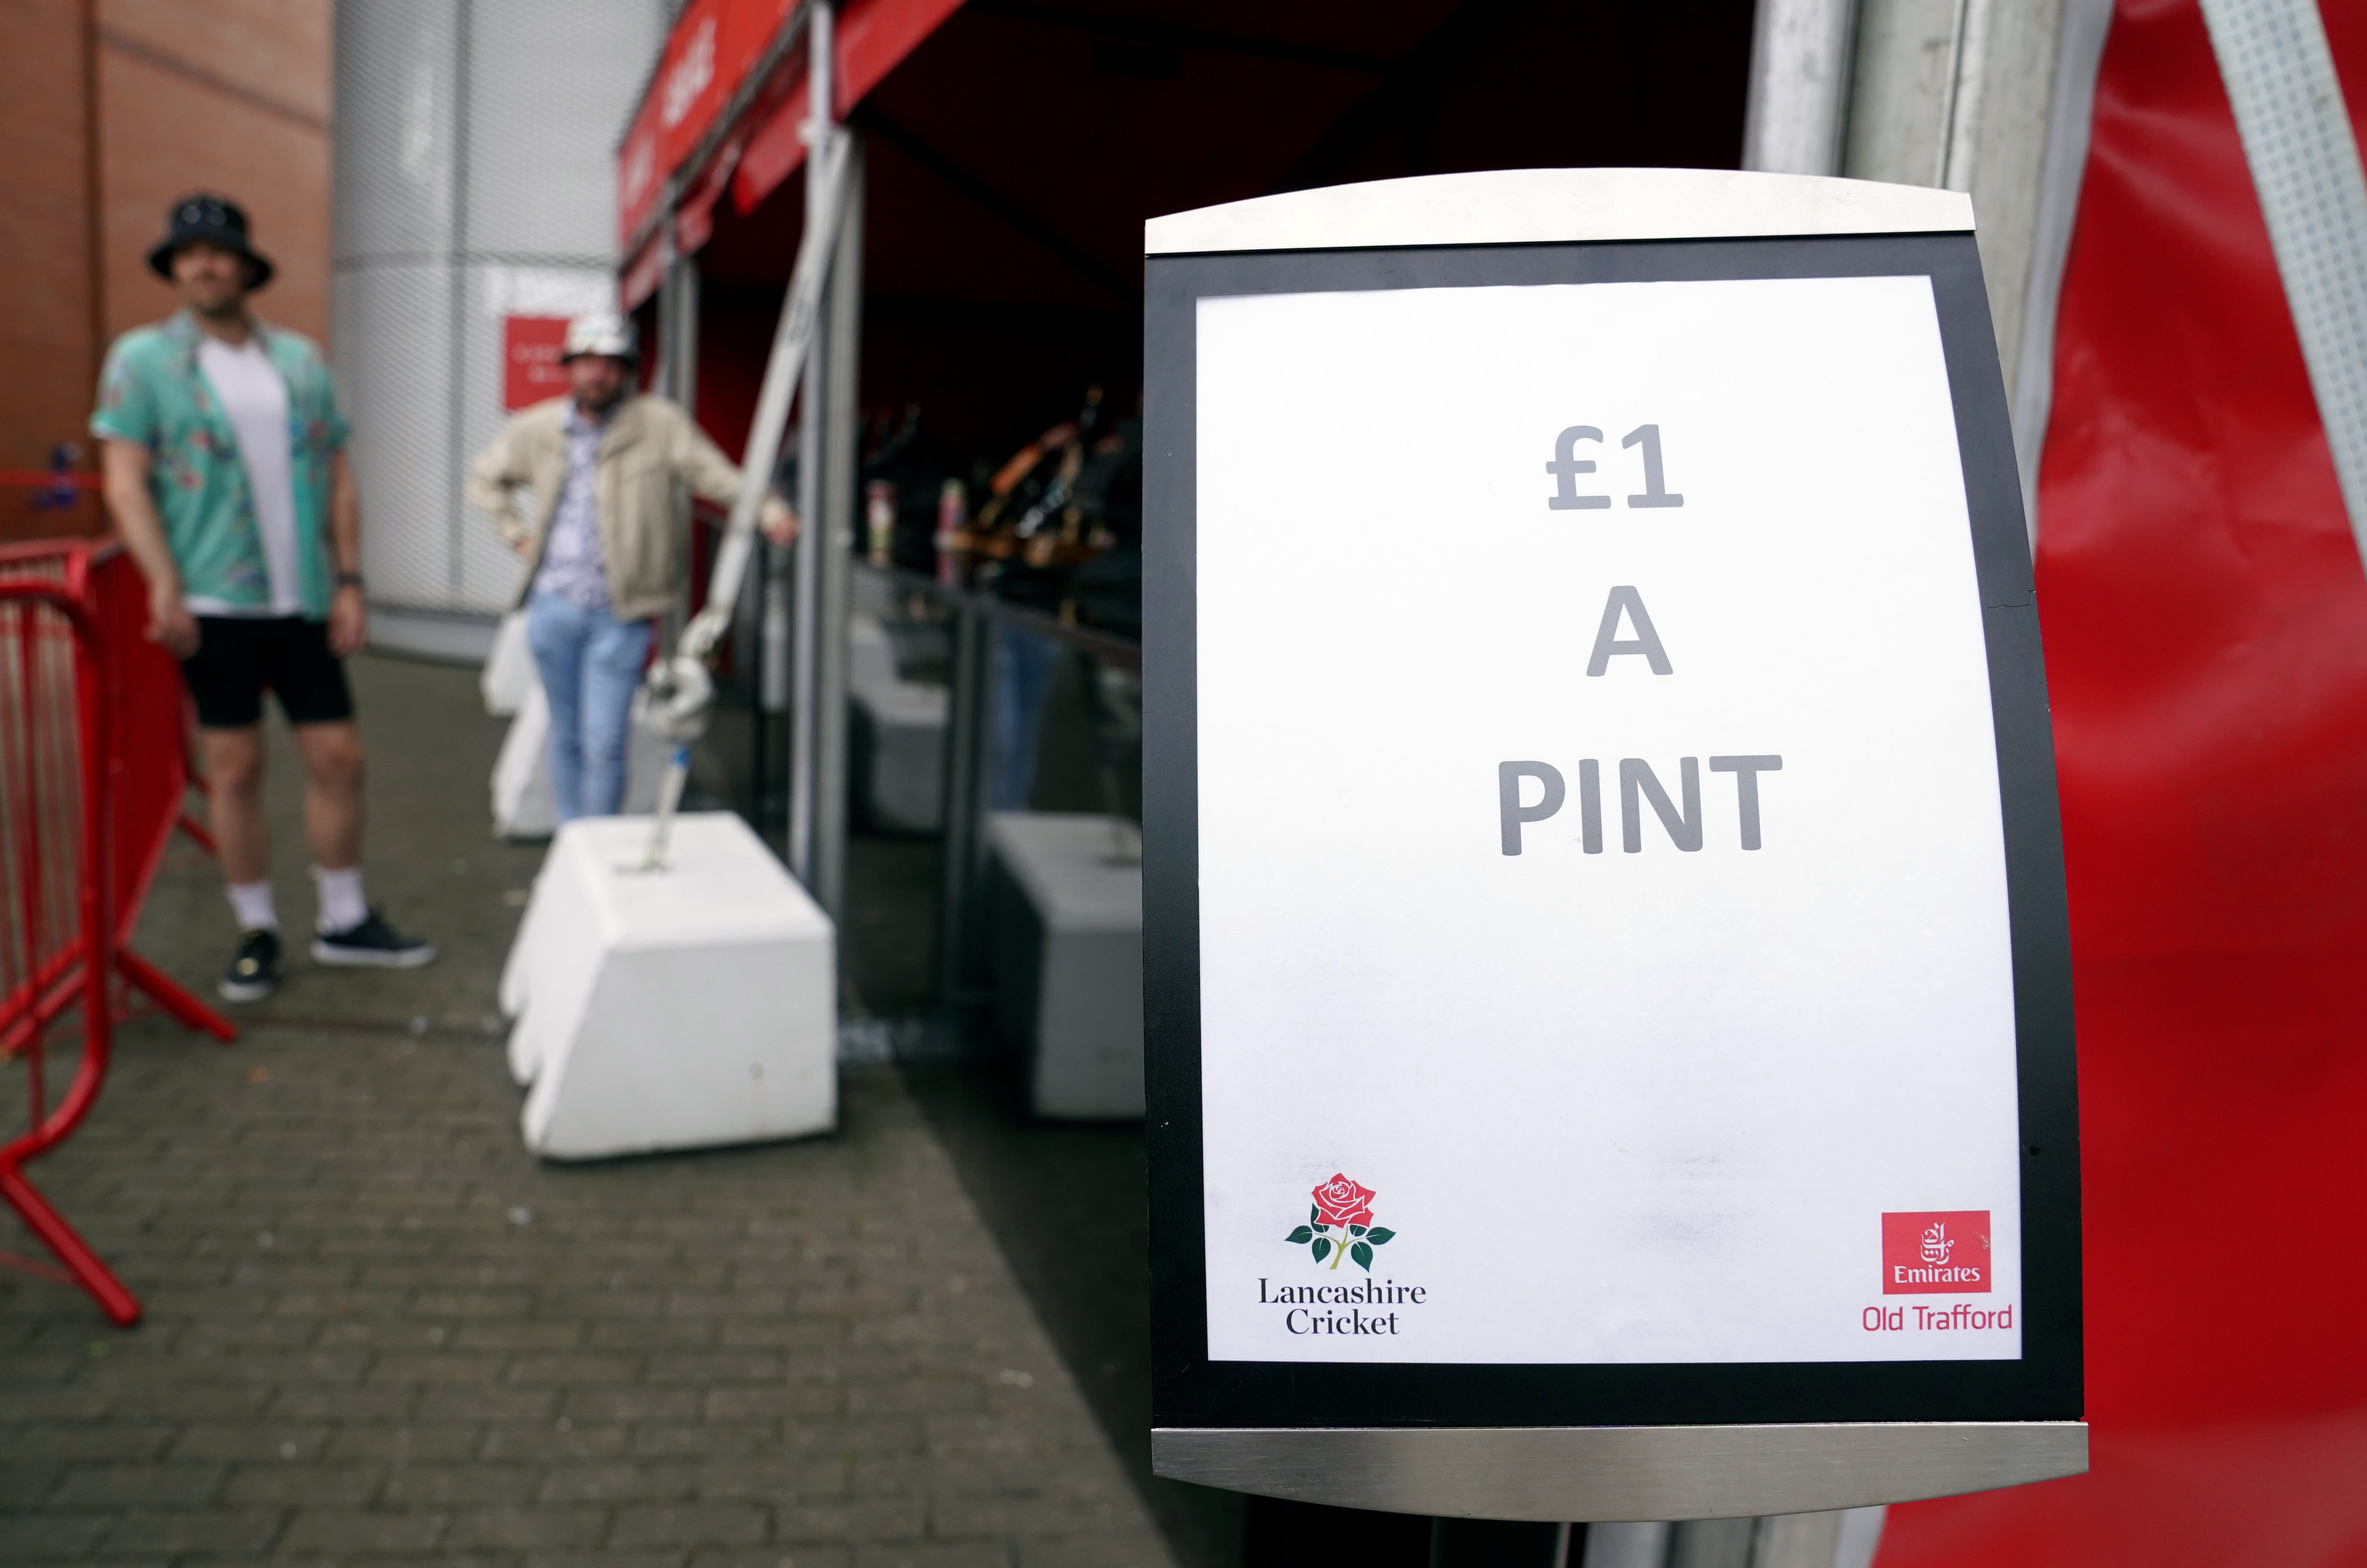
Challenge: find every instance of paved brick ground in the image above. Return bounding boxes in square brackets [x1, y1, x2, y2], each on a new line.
[0, 654, 1176, 1568]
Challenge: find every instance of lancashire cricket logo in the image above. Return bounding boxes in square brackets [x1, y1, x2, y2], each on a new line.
[1284, 1174, 1397, 1272]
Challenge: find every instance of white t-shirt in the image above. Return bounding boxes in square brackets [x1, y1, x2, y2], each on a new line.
[193, 335, 303, 617]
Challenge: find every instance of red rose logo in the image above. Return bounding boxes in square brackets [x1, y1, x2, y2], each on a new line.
[1312, 1174, 1376, 1229]
[1286, 1173, 1396, 1272]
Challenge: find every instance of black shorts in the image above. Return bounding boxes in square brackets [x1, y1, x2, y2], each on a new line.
[181, 616, 355, 729]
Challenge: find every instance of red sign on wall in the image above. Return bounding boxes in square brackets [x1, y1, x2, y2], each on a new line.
[503, 317, 572, 411]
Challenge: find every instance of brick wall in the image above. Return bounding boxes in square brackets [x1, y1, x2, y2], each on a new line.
[0, 0, 104, 533]
[0, 0, 330, 543]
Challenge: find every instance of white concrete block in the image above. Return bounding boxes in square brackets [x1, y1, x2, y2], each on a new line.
[850, 614, 900, 688]
[490, 682, 667, 840]
[482, 608, 534, 716]
[847, 613, 948, 833]
[850, 678, 946, 833]
[988, 813, 1144, 1120]
[499, 812, 837, 1160]
[491, 682, 558, 838]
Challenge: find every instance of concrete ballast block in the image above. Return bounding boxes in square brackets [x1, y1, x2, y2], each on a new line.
[848, 615, 947, 833]
[491, 681, 667, 840]
[481, 608, 533, 716]
[988, 812, 1144, 1119]
[851, 678, 946, 832]
[499, 812, 837, 1159]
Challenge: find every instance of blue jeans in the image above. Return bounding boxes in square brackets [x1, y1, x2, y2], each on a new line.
[526, 592, 651, 824]
[989, 626, 1058, 811]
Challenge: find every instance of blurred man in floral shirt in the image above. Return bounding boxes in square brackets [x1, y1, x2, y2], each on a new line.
[94, 194, 432, 1002]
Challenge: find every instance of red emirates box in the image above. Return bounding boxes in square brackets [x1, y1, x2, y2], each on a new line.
[1881, 1210, 1991, 1294]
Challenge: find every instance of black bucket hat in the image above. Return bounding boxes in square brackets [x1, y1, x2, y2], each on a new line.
[147, 193, 275, 290]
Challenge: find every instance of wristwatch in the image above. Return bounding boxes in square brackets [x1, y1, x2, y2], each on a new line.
[336, 571, 365, 590]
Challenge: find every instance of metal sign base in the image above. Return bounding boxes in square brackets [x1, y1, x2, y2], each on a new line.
[1151, 1422, 2087, 1521]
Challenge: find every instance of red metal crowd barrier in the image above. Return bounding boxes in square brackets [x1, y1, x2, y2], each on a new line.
[0, 537, 236, 1325]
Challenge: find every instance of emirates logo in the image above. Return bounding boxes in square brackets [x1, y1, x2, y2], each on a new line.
[1882, 1210, 1990, 1294]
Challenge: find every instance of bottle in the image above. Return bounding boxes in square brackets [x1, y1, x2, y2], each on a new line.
[935, 478, 967, 586]
[865, 480, 896, 569]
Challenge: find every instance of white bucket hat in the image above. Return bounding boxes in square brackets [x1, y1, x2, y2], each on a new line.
[561, 310, 638, 362]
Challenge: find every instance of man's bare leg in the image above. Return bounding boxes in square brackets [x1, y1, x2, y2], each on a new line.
[291, 720, 363, 871]
[198, 726, 270, 884]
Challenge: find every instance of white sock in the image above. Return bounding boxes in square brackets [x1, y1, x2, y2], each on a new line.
[312, 864, 368, 934]
[227, 880, 278, 933]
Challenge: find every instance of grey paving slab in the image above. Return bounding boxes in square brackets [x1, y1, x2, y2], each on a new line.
[0, 653, 1175, 1568]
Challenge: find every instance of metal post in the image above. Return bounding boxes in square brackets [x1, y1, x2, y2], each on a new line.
[758, 535, 790, 845]
[1741, 0, 1860, 175]
[757, 297, 787, 826]
[657, 252, 700, 406]
[789, 324, 824, 879]
[1581, 1523, 1671, 1568]
[787, 0, 835, 886]
[652, 253, 676, 400]
[666, 252, 707, 700]
[935, 603, 992, 1004]
[1571, 1510, 1869, 1568]
[762, 537, 791, 717]
[812, 135, 862, 921]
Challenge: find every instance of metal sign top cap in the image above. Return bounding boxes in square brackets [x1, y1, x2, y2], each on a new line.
[1144, 168, 1976, 256]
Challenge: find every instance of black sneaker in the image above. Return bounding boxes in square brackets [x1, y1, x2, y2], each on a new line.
[311, 910, 436, 969]
[219, 929, 282, 1002]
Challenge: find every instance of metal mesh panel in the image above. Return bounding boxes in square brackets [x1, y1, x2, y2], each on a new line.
[336, 264, 459, 610]
[2200, 0, 2367, 566]
[465, 0, 666, 260]
[332, 0, 463, 266]
[332, 0, 668, 620]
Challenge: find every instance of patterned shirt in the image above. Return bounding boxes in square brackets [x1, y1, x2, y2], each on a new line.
[533, 403, 612, 611]
[90, 311, 349, 619]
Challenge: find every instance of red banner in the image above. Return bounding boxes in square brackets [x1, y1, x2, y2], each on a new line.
[1877, 2, 2367, 1562]
[618, 0, 966, 251]
[731, 0, 967, 215]
[618, 0, 802, 250]
[617, 90, 666, 251]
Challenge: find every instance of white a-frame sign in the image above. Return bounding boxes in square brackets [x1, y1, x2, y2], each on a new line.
[1140, 169, 2082, 1521]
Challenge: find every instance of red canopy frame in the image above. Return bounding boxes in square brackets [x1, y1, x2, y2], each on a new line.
[620, 0, 1759, 465]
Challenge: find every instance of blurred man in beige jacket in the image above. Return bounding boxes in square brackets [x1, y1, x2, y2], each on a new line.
[467, 311, 792, 822]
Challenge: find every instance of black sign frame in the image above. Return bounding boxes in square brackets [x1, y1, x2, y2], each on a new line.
[1141, 232, 2081, 1433]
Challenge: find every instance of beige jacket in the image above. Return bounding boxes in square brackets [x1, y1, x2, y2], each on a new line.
[466, 393, 785, 622]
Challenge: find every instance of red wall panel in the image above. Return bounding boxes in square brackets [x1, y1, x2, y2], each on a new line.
[1879, 1, 2367, 1561]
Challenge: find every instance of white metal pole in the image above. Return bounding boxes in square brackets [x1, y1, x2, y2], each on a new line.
[789, 1, 835, 885]
[813, 135, 862, 920]
[789, 342, 823, 877]
[1741, 0, 1860, 175]
[640, 1, 845, 871]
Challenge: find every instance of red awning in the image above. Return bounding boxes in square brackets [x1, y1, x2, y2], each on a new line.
[732, 0, 967, 214]
[620, 0, 965, 275]
[619, 0, 796, 249]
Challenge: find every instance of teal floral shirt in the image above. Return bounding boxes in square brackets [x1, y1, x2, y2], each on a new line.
[90, 311, 350, 618]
